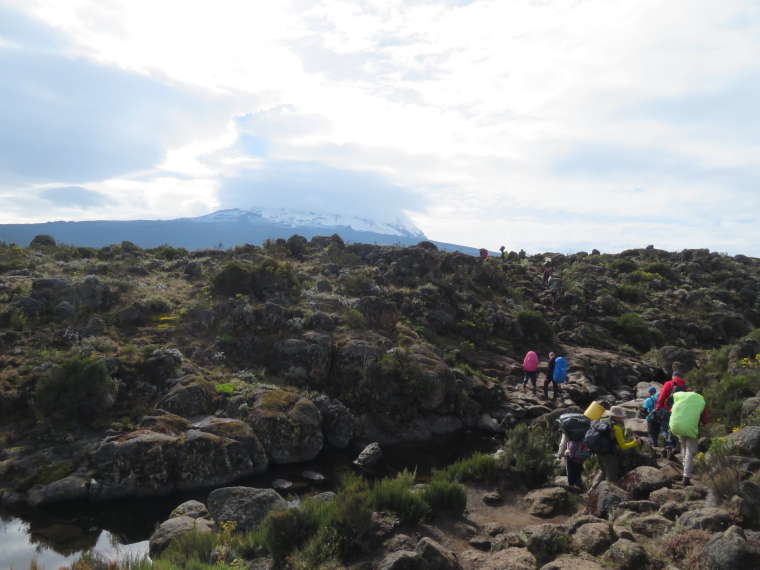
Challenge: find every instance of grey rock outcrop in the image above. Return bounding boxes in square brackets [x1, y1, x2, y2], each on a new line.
[207, 487, 287, 531]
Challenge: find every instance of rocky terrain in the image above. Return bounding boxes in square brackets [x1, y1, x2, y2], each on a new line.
[1, 234, 760, 569]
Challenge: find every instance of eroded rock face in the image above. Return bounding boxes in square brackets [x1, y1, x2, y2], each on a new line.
[656, 346, 696, 375]
[414, 538, 462, 570]
[727, 427, 760, 459]
[271, 333, 331, 386]
[313, 396, 359, 449]
[207, 487, 287, 531]
[245, 389, 324, 464]
[587, 482, 630, 520]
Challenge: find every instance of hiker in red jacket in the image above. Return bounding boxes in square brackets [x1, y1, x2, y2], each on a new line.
[656, 371, 687, 410]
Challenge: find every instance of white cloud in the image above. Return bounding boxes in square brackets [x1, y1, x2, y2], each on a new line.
[3, 0, 760, 253]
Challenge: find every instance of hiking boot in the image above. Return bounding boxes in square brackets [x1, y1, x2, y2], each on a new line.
[682, 477, 692, 487]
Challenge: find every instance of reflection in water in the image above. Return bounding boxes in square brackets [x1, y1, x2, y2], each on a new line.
[0, 431, 501, 570]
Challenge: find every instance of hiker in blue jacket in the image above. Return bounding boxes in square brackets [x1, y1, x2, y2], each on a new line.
[642, 386, 661, 447]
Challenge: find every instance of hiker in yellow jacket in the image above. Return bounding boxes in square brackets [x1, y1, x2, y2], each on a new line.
[669, 391, 709, 486]
[590, 406, 643, 488]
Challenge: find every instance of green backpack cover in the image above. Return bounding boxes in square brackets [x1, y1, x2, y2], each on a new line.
[669, 392, 705, 438]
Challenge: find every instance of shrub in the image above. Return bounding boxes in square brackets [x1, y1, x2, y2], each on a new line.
[613, 312, 662, 352]
[34, 358, 115, 424]
[617, 284, 643, 303]
[516, 309, 553, 345]
[432, 452, 498, 483]
[76, 247, 97, 259]
[145, 294, 173, 313]
[659, 529, 711, 568]
[696, 437, 743, 501]
[371, 470, 429, 523]
[642, 261, 676, 281]
[610, 258, 637, 273]
[703, 374, 760, 428]
[157, 528, 221, 567]
[286, 234, 308, 256]
[213, 262, 251, 296]
[419, 480, 467, 516]
[259, 505, 317, 564]
[343, 308, 366, 328]
[501, 424, 557, 488]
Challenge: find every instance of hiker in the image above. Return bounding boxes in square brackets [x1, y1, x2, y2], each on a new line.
[642, 386, 661, 447]
[565, 438, 590, 490]
[544, 352, 558, 400]
[655, 370, 687, 458]
[543, 263, 553, 286]
[588, 406, 643, 489]
[522, 350, 539, 392]
[500, 246, 507, 260]
[479, 248, 488, 260]
[669, 389, 709, 486]
[548, 275, 562, 307]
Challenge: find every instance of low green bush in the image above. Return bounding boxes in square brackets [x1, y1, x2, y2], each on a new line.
[371, 470, 429, 523]
[696, 437, 744, 501]
[642, 261, 676, 281]
[703, 373, 760, 428]
[612, 312, 662, 352]
[213, 262, 250, 296]
[500, 424, 557, 488]
[617, 284, 643, 303]
[419, 480, 467, 516]
[516, 309, 553, 345]
[610, 258, 637, 273]
[432, 452, 498, 483]
[157, 528, 222, 568]
[145, 294, 173, 313]
[33, 357, 115, 425]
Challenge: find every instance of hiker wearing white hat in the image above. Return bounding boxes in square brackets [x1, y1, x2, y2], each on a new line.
[587, 406, 644, 490]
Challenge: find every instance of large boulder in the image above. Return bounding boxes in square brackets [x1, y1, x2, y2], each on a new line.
[619, 466, 671, 499]
[155, 375, 218, 417]
[587, 482, 631, 520]
[735, 480, 760, 525]
[539, 556, 606, 570]
[169, 500, 208, 519]
[9, 296, 45, 315]
[207, 487, 287, 531]
[726, 426, 760, 459]
[629, 514, 673, 537]
[650, 487, 687, 505]
[313, 396, 359, 449]
[149, 516, 213, 555]
[656, 346, 696, 375]
[480, 548, 536, 570]
[193, 416, 268, 472]
[572, 522, 615, 556]
[700, 525, 760, 570]
[245, 389, 323, 464]
[524, 487, 569, 517]
[355, 442, 383, 468]
[524, 524, 570, 565]
[91, 431, 179, 500]
[27, 475, 89, 507]
[270, 333, 331, 386]
[414, 538, 462, 570]
[677, 507, 733, 532]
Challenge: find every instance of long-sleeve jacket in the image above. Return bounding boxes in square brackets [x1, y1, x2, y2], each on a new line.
[656, 377, 686, 410]
[612, 421, 639, 451]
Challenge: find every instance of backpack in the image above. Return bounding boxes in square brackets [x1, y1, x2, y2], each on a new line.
[523, 351, 538, 372]
[557, 413, 591, 442]
[666, 383, 688, 409]
[584, 419, 614, 455]
[568, 440, 591, 464]
[553, 357, 567, 383]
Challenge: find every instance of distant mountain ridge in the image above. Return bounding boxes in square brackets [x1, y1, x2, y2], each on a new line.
[0, 208, 482, 255]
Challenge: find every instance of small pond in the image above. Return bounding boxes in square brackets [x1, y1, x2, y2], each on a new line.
[1, 432, 501, 570]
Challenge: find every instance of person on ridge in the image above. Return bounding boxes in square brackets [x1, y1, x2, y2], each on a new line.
[522, 350, 539, 393]
[543, 351, 559, 400]
[669, 389, 709, 486]
[543, 263, 553, 287]
[589, 406, 643, 489]
[642, 386, 661, 447]
[479, 248, 488, 260]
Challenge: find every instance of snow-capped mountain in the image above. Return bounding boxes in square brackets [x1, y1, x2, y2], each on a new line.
[187, 208, 426, 239]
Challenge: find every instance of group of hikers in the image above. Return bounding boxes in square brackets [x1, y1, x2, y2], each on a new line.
[521, 350, 565, 401]
[553, 369, 708, 492]
[477, 248, 562, 304]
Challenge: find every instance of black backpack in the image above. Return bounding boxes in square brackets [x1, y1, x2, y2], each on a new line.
[557, 413, 591, 442]
[584, 419, 614, 455]
[666, 383, 688, 409]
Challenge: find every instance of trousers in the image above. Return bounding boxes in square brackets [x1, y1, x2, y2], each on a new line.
[593, 453, 619, 485]
[680, 436, 699, 478]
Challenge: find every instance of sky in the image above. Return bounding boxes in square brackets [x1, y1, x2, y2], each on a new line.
[1, 0, 760, 255]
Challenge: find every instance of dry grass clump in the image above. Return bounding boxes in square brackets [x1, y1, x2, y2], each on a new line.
[659, 529, 711, 568]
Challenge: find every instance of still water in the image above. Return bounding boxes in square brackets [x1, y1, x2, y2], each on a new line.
[0, 432, 501, 570]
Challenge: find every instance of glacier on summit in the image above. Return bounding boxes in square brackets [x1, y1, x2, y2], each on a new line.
[187, 208, 426, 239]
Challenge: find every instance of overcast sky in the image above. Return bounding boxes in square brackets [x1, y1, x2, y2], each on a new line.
[1, 0, 760, 254]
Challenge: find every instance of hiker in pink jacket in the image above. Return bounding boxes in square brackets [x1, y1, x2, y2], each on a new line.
[522, 351, 539, 393]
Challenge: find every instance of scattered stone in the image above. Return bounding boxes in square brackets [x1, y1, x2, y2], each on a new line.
[618, 500, 658, 513]
[587, 482, 631, 520]
[619, 466, 671, 499]
[458, 550, 488, 570]
[726, 426, 760, 459]
[564, 514, 607, 534]
[524, 524, 570, 565]
[415, 537, 463, 570]
[603, 538, 650, 570]
[539, 556, 606, 570]
[700, 525, 760, 570]
[149, 516, 213, 555]
[272, 479, 292, 490]
[386, 534, 416, 552]
[302, 470, 326, 482]
[677, 507, 733, 532]
[467, 536, 491, 551]
[378, 551, 429, 570]
[453, 522, 479, 539]
[480, 547, 536, 570]
[650, 487, 687, 505]
[169, 500, 208, 519]
[312, 491, 336, 503]
[490, 532, 525, 552]
[613, 526, 635, 541]
[475, 414, 500, 432]
[483, 491, 503, 505]
[207, 487, 287, 531]
[629, 514, 674, 537]
[658, 500, 690, 521]
[355, 442, 383, 468]
[481, 522, 505, 537]
[524, 487, 568, 517]
[572, 522, 615, 555]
